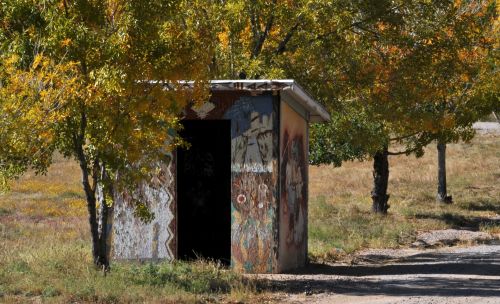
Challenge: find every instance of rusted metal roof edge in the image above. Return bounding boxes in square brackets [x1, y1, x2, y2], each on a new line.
[149, 79, 331, 123]
[208, 80, 331, 123]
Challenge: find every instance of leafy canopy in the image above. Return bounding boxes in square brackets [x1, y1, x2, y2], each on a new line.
[197, 0, 497, 164]
[309, 0, 498, 161]
[0, 0, 213, 192]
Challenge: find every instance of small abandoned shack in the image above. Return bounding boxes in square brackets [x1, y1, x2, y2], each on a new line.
[109, 80, 330, 273]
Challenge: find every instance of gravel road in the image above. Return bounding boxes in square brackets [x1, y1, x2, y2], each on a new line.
[255, 244, 500, 304]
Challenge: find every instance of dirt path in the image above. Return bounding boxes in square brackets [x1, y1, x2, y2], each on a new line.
[254, 244, 500, 304]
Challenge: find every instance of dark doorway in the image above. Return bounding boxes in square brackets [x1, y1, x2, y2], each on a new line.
[177, 120, 231, 264]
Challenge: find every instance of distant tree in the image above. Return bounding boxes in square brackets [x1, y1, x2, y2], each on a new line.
[0, 0, 212, 268]
[186, 0, 496, 214]
[310, 0, 497, 213]
[423, 1, 499, 204]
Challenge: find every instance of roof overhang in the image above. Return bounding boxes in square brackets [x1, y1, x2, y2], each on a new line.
[207, 80, 331, 123]
[157, 79, 331, 123]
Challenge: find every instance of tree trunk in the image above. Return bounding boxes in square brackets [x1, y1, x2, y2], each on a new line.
[76, 145, 109, 268]
[97, 164, 111, 269]
[437, 140, 453, 204]
[73, 107, 109, 268]
[97, 188, 110, 268]
[371, 146, 390, 214]
[78, 158, 101, 266]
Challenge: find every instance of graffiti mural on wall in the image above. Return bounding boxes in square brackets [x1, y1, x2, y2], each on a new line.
[185, 91, 279, 272]
[279, 101, 308, 272]
[231, 172, 275, 272]
[111, 154, 176, 260]
[111, 91, 281, 273]
[223, 95, 279, 273]
[223, 96, 274, 173]
[281, 132, 306, 245]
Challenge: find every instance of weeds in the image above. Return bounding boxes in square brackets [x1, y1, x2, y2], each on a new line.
[0, 135, 498, 301]
[309, 134, 499, 261]
[0, 155, 256, 303]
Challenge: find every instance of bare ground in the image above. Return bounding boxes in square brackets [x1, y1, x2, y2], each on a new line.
[254, 243, 500, 304]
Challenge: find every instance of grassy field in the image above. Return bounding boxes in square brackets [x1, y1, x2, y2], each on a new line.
[0, 158, 257, 303]
[309, 133, 500, 260]
[0, 133, 498, 302]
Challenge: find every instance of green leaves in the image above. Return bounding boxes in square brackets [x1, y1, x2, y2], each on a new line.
[0, 0, 213, 197]
[0, 0, 496, 191]
[309, 0, 498, 163]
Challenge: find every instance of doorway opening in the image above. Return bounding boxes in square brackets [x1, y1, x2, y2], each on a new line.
[177, 120, 231, 264]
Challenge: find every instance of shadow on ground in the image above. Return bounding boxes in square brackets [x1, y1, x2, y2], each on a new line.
[257, 246, 500, 298]
[260, 276, 500, 297]
[412, 212, 500, 231]
[459, 200, 500, 213]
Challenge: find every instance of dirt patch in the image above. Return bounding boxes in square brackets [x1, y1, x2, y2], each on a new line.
[253, 244, 500, 304]
[411, 229, 496, 247]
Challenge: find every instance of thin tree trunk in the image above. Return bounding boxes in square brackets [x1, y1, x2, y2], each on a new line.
[98, 189, 110, 268]
[76, 151, 101, 266]
[97, 164, 111, 269]
[73, 109, 109, 268]
[75, 140, 108, 267]
[371, 146, 390, 214]
[437, 140, 453, 204]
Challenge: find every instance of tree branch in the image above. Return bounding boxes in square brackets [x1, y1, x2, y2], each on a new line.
[351, 22, 380, 39]
[249, 5, 260, 44]
[387, 146, 421, 156]
[275, 17, 302, 55]
[251, 0, 276, 58]
[62, 0, 69, 17]
[389, 132, 420, 142]
[388, 132, 436, 156]
[252, 15, 274, 58]
[313, 5, 403, 43]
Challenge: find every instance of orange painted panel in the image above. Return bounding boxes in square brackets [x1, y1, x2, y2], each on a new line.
[279, 100, 308, 272]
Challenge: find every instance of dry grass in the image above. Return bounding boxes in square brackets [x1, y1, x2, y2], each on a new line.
[309, 133, 500, 260]
[0, 155, 259, 303]
[0, 134, 498, 302]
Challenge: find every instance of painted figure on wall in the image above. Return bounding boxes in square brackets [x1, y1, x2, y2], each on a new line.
[279, 101, 308, 271]
[224, 95, 278, 273]
[281, 131, 307, 247]
[224, 96, 274, 173]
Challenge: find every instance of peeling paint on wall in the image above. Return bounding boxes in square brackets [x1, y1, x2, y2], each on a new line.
[279, 101, 308, 272]
[111, 91, 286, 273]
[223, 94, 279, 273]
[111, 156, 176, 261]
